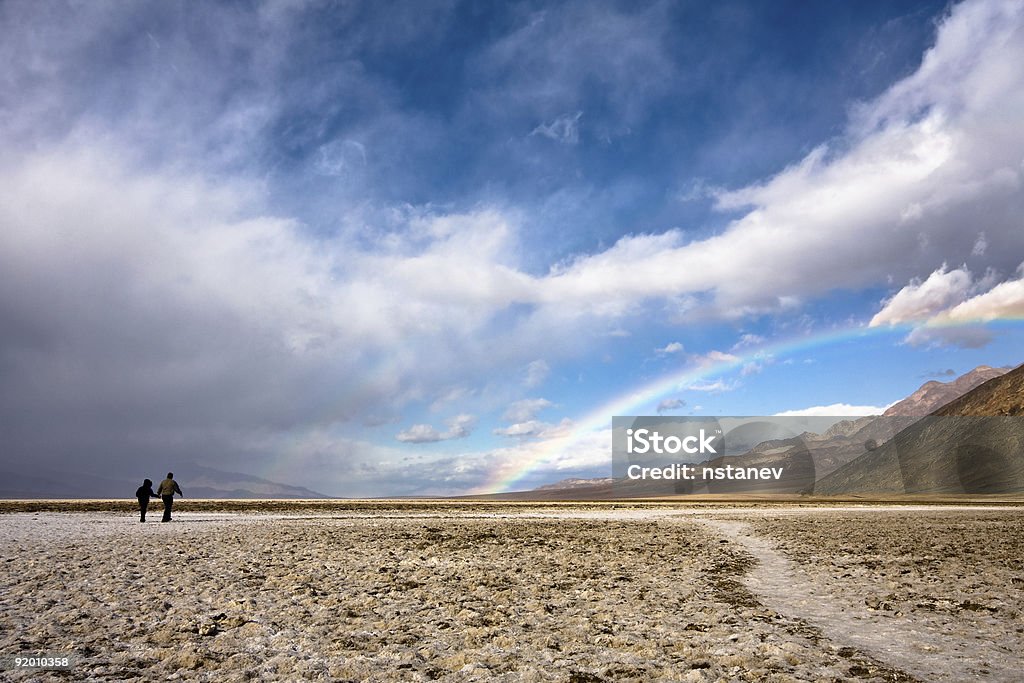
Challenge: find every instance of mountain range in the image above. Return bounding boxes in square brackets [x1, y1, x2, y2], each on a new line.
[882, 365, 1008, 416]
[516, 364, 1022, 499]
[816, 363, 1024, 495]
[0, 462, 330, 499]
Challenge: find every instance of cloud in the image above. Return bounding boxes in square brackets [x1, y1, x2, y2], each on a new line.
[396, 414, 477, 443]
[502, 398, 554, 423]
[493, 420, 547, 438]
[870, 263, 1024, 346]
[524, 360, 550, 387]
[496, 399, 565, 440]
[655, 398, 686, 414]
[869, 265, 973, 326]
[656, 341, 684, 355]
[739, 351, 776, 376]
[529, 0, 1024, 318]
[676, 178, 719, 204]
[4, 0, 1024, 496]
[394, 424, 447, 444]
[942, 274, 1024, 322]
[972, 232, 988, 256]
[315, 139, 368, 176]
[685, 379, 737, 393]
[904, 325, 995, 349]
[471, 2, 675, 128]
[531, 111, 583, 144]
[740, 362, 764, 376]
[430, 386, 474, 411]
[775, 403, 888, 417]
[690, 350, 740, 367]
[494, 417, 573, 439]
[732, 333, 765, 350]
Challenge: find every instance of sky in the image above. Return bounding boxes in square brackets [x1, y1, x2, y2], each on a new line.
[2, 0, 1024, 497]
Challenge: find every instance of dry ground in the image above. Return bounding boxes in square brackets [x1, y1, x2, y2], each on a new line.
[0, 504, 1021, 682]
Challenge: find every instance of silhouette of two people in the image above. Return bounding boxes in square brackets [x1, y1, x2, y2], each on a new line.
[137, 473, 184, 522]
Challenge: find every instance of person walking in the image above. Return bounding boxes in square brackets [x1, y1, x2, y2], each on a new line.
[157, 472, 183, 522]
[135, 479, 158, 522]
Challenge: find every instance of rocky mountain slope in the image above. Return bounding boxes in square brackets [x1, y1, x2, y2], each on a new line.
[815, 364, 1024, 495]
[882, 366, 1008, 416]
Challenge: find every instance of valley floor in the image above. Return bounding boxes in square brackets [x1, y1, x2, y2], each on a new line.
[1, 504, 1021, 682]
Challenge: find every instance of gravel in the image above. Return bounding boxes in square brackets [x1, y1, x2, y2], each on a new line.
[1, 505, 1020, 682]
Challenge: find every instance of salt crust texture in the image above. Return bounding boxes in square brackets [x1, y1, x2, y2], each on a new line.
[1, 507, 1021, 682]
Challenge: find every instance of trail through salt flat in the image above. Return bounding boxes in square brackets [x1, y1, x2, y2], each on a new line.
[698, 518, 1019, 682]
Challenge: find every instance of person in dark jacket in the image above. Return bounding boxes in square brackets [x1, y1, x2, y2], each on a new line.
[135, 479, 158, 523]
[157, 473, 183, 522]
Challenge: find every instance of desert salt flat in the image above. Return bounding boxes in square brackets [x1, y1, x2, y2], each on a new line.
[1, 505, 1022, 682]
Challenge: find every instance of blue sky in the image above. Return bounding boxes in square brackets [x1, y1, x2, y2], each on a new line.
[2, 0, 1024, 496]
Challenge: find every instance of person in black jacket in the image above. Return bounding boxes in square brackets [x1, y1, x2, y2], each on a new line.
[136, 479, 158, 523]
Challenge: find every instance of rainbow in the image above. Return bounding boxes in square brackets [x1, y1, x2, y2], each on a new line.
[473, 317, 1024, 494]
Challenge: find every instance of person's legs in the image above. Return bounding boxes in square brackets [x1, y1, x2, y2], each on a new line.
[162, 495, 173, 522]
[140, 499, 148, 522]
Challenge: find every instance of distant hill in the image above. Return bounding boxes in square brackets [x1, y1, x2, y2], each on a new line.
[535, 477, 614, 491]
[883, 365, 1009, 416]
[0, 462, 330, 499]
[815, 363, 1024, 495]
[180, 464, 331, 499]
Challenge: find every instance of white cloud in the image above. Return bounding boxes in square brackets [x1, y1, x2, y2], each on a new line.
[394, 424, 446, 443]
[732, 333, 765, 350]
[655, 398, 685, 414]
[656, 341, 684, 355]
[870, 263, 1024, 347]
[493, 420, 547, 437]
[395, 414, 477, 443]
[741, 362, 764, 377]
[942, 275, 1024, 321]
[315, 139, 367, 176]
[502, 398, 554, 423]
[774, 403, 887, 417]
[685, 379, 737, 393]
[904, 325, 994, 349]
[691, 350, 740, 367]
[740, 351, 775, 376]
[869, 265, 973, 326]
[493, 417, 574, 440]
[475, 422, 606, 487]
[531, 111, 583, 144]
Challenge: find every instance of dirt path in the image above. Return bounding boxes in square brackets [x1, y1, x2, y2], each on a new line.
[699, 518, 1019, 682]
